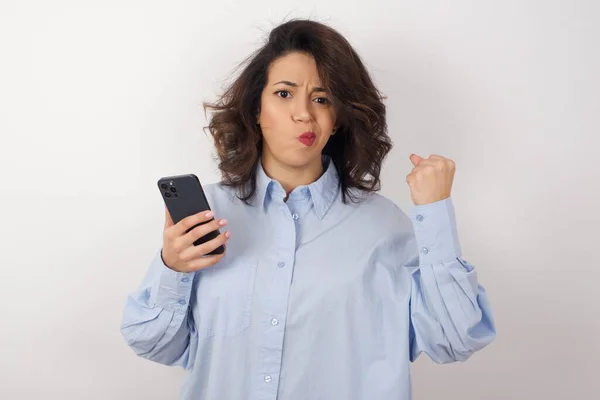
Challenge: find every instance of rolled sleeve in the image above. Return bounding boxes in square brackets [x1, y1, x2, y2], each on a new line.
[410, 197, 464, 266]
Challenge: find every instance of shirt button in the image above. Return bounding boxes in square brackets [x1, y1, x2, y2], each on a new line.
[178, 299, 186, 305]
[292, 213, 299, 220]
[271, 318, 279, 326]
[181, 277, 190, 283]
[302, 188, 309, 195]
[421, 247, 429, 255]
[264, 375, 272, 383]
[277, 261, 285, 268]
[416, 214, 424, 221]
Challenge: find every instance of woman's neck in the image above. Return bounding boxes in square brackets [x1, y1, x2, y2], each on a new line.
[261, 153, 324, 198]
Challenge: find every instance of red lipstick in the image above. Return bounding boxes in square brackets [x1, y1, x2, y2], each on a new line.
[298, 131, 316, 146]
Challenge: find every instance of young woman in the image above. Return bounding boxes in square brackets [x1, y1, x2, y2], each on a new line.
[121, 19, 495, 400]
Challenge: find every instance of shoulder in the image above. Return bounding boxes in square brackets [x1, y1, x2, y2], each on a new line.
[351, 191, 421, 265]
[202, 181, 237, 202]
[346, 190, 413, 234]
[200, 181, 245, 215]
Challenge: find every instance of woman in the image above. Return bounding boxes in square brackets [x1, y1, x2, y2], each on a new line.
[121, 19, 495, 400]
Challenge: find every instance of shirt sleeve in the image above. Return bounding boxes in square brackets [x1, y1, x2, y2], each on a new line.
[120, 250, 198, 369]
[406, 197, 496, 363]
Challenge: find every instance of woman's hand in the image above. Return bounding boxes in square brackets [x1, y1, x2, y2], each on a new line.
[161, 208, 230, 272]
[406, 154, 455, 205]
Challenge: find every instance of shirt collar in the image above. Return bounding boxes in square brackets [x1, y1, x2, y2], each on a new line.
[255, 155, 340, 219]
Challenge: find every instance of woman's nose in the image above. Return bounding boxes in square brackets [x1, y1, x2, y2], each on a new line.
[292, 98, 312, 122]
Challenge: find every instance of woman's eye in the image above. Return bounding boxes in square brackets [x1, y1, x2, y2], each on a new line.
[314, 97, 330, 104]
[275, 90, 290, 98]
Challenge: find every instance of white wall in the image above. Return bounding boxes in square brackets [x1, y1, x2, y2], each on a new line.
[1, 1, 598, 399]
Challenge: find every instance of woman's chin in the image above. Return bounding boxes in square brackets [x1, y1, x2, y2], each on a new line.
[289, 149, 323, 166]
[268, 150, 321, 170]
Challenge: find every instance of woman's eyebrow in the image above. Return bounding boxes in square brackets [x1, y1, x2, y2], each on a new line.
[273, 80, 327, 92]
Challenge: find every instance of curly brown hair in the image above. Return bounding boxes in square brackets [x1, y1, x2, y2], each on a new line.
[203, 18, 392, 204]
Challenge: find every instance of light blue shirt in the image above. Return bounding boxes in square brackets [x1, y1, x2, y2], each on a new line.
[121, 157, 496, 400]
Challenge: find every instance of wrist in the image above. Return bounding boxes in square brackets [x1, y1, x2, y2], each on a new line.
[160, 249, 179, 272]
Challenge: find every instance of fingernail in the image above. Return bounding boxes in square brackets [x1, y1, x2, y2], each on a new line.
[219, 219, 228, 226]
[204, 211, 214, 218]
[225, 231, 231, 238]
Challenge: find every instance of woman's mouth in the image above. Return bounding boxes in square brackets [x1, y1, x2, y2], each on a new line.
[298, 132, 316, 146]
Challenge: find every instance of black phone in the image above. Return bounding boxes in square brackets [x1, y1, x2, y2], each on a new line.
[157, 173, 225, 255]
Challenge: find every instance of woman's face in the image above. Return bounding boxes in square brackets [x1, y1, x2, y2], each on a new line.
[258, 52, 337, 171]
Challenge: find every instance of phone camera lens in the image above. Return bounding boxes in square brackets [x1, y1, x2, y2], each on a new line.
[165, 192, 171, 197]
[160, 183, 167, 189]
[169, 187, 177, 193]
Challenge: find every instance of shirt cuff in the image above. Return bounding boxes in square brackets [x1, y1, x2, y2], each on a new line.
[148, 250, 196, 313]
[410, 197, 462, 265]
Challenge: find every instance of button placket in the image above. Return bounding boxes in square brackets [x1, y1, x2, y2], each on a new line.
[256, 202, 294, 395]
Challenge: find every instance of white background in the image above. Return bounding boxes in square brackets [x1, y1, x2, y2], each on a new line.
[1, 1, 599, 399]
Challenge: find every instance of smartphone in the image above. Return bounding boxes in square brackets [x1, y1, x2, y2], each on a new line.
[157, 173, 225, 255]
